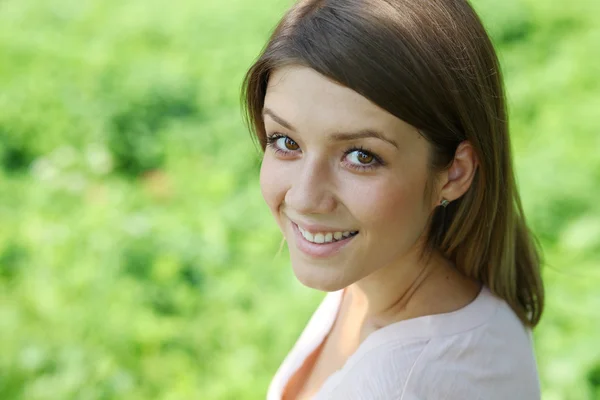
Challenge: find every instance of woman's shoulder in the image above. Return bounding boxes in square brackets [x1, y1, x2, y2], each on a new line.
[401, 297, 540, 399]
[315, 287, 540, 399]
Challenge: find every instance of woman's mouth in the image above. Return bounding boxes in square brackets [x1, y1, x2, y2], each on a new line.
[291, 222, 359, 258]
[297, 224, 359, 243]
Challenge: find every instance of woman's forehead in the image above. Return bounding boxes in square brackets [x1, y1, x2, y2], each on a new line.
[264, 65, 416, 138]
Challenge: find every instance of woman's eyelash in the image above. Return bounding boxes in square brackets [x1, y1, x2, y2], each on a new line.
[265, 133, 296, 155]
[343, 146, 386, 167]
[265, 133, 292, 149]
[265, 133, 286, 145]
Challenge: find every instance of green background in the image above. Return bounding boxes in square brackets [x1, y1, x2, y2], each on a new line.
[0, 0, 599, 398]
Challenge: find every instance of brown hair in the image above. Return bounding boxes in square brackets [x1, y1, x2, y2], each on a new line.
[241, 0, 544, 327]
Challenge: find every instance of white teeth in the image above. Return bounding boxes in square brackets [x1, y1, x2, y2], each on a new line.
[297, 225, 357, 244]
[303, 230, 314, 242]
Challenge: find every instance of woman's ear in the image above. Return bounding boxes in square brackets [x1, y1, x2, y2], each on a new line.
[437, 141, 478, 205]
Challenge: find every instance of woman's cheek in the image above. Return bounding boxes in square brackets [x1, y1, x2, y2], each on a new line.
[361, 180, 422, 229]
[260, 155, 290, 214]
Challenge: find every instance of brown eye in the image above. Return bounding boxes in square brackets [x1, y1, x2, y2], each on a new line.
[284, 137, 299, 150]
[343, 148, 383, 171]
[356, 151, 373, 164]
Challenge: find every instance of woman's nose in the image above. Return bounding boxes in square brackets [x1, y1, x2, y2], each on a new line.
[284, 158, 337, 215]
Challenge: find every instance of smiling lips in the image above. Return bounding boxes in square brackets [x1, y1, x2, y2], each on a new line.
[291, 222, 359, 258]
[297, 225, 359, 244]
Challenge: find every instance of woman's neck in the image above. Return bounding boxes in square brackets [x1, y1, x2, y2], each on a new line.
[345, 249, 480, 334]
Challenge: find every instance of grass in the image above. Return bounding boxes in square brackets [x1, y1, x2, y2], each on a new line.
[0, 0, 598, 398]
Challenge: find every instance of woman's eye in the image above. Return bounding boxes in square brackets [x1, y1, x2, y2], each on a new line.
[342, 148, 385, 171]
[279, 136, 299, 151]
[266, 134, 300, 155]
[346, 149, 375, 165]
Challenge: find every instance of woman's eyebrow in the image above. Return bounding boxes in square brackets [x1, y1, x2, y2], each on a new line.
[330, 131, 398, 149]
[262, 107, 398, 148]
[263, 108, 296, 131]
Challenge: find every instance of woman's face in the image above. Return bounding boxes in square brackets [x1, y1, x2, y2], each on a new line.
[260, 65, 438, 291]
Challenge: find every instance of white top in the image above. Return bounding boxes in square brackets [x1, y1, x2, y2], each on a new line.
[267, 286, 541, 400]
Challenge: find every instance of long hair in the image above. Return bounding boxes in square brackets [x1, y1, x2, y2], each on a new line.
[241, 0, 544, 327]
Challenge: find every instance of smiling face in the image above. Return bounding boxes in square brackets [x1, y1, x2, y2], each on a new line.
[260, 65, 440, 291]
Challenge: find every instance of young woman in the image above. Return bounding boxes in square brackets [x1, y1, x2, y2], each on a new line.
[242, 0, 544, 398]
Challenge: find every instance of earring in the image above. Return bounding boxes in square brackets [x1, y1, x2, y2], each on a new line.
[440, 199, 450, 208]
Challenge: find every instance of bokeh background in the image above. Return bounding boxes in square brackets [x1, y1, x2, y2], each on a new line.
[0, 0, 598, 398]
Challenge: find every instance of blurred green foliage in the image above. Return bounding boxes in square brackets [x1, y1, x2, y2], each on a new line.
[0, 0, 598, 399]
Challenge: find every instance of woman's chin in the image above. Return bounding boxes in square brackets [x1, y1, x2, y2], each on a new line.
[290, 262, 349, 292]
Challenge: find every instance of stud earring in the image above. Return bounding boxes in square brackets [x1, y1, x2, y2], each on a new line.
[440, 199, 450, 208]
